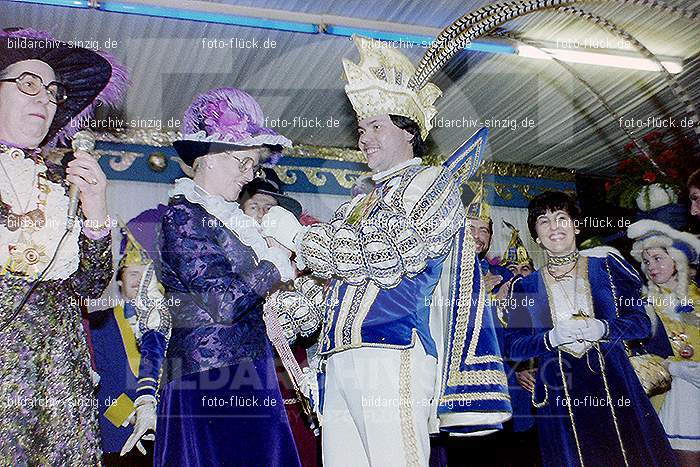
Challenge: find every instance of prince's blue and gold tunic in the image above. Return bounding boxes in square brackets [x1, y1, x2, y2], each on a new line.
[296, 158, 511, 431]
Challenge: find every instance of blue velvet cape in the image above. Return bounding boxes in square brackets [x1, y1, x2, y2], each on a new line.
[504, 252, 677, 467]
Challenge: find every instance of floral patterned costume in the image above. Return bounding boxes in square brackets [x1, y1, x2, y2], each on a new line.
[0, 145, 112, 465]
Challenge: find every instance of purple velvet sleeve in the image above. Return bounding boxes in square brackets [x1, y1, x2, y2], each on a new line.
[69, 230, 113, 299]
[160, 204, 281, 324]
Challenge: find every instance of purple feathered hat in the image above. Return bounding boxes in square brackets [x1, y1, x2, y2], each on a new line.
[0, 27, 128, 148]
[173, 87, 292, 166]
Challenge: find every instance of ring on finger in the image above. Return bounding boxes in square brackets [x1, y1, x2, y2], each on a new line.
[89, 178, 98, 185]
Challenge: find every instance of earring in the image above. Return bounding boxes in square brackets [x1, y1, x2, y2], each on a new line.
[207, 164, 214, 169]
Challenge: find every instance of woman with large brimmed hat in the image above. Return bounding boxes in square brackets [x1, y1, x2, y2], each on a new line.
[0, 28, 127, 464]
[141, 87, 301, 466]
[628, 220, 700, 467]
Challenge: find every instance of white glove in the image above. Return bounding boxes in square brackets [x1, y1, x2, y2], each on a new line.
[261, 206, 304, 251]
[120, 396, 157, 456]
[578, 319, 606, 342]
[548, 319, 588, 347]
[668, 361, 700, 388]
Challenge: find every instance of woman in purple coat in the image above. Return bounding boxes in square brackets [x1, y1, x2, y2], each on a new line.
[152, 88, 300, 466]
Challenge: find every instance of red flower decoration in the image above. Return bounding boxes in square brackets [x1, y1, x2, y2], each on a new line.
[642, 131, 663, 143]
[657, 149, 676, 165]
[624, 141, 636, 152]
[618, 158, 634, 170]
[299, 211, 321, 226]
[642, 171, 657, 183]
[668, 169, 679, 178]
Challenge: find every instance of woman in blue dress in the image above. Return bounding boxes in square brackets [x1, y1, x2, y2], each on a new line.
[145, 88, 300, 466]
[504, 191, 677, 467]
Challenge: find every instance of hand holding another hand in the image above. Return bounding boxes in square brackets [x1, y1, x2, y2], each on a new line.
[266, 236, 292, 259]
[261, 206, 303, 251]
[548, 319, 588, 347]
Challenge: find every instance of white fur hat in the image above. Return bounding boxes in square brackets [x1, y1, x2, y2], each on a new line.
[628, 220, 700, 297]
[627, 220, 700, 265]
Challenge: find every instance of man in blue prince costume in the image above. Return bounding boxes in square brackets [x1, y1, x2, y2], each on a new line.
[263, 36, 511, 466]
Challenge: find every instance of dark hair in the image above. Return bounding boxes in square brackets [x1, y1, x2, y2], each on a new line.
[389, 115, 426, 158]
[472, 217, 494, 235]
[688, 168, 700, 190]
[526, 191, 580, 240]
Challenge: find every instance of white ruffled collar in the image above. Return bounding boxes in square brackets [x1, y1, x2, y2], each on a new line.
[169, 177, 270, 260]
[371, 157, 421, 183]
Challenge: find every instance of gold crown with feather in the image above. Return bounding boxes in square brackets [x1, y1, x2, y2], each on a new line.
[342, 35, 442, 140]
[500, 220, 533, 267]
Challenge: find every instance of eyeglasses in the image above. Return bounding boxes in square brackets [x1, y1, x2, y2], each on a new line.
[0, 72, 68, 105]
[227, 153, 265, 179]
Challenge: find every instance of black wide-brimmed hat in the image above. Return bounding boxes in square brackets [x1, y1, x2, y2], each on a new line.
[0, 28, 128, 147]
[239, 167, 302, 219]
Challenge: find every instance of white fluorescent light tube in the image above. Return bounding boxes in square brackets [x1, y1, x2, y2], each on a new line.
[5, 0, 88, 7]
[518, 44, 683, 74]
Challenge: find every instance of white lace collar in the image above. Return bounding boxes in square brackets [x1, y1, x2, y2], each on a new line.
[371, 157, 421, 183]
[169, 178, 270, 260]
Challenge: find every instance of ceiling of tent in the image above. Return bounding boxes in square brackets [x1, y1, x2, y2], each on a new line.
[2, 0, 698, 176]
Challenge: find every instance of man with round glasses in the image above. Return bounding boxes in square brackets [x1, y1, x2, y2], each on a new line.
[0, 71, 68, 104]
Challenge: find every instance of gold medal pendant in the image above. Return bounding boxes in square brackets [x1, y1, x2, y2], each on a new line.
[9, 235, 49, 277]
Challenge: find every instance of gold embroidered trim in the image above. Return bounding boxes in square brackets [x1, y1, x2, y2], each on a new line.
[449, 369, 508, 387]
[351, 282, 380, 346]
[439, 225, 506, 405]
[114, 304, 141, 377]
[399, 348, 421, 467]
[595, 344, 629, 467]
[445, 228, 502, 388]
[335, 285, 357, 348]
[559, 351, 585, 467]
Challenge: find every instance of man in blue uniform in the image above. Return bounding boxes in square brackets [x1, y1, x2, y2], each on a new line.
[263, 35, 511, 466]
[88, 207, 166, 465]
